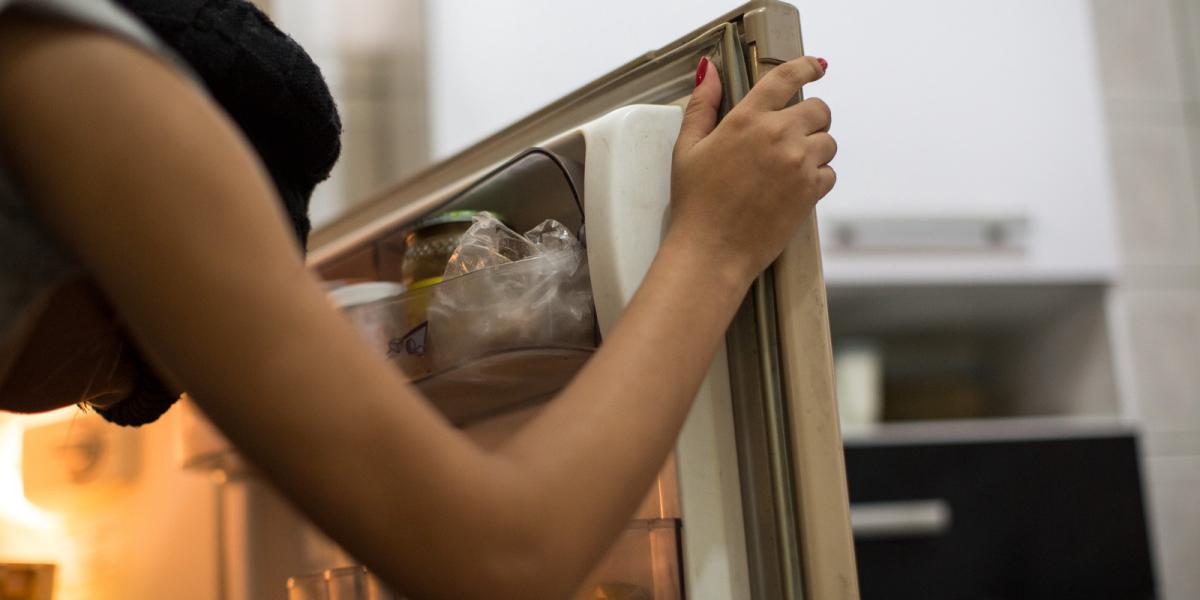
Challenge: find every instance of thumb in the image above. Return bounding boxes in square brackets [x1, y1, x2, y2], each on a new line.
[677, 57, 721, 151]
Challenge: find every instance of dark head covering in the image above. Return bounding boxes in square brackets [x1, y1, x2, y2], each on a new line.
[117, 0, 341, 247]
[97, 0, 342, 426]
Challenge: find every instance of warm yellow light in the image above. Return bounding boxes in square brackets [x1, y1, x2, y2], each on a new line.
[0, 410, 83, 598]
[0, 416, 58, 529]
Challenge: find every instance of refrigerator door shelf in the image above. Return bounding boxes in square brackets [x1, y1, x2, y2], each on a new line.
[414, 346, 592, 427]
[319, 140, 585, 282]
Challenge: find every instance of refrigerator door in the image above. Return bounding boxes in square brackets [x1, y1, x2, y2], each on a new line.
[309, 2, 857, 599]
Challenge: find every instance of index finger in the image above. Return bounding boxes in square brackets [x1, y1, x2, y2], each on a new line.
[742, 56, 826, 111]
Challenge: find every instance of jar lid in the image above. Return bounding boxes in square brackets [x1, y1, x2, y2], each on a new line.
[327, 281, 407, 309]
[406, 210, 502, 232]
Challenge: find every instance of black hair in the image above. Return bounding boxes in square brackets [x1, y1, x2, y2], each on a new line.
[96, 0, 342, 426]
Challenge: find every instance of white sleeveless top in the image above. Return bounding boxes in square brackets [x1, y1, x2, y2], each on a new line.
[0, 0, 190, 381]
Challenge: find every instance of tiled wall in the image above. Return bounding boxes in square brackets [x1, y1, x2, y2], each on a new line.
[1090, 1, 1200, 597]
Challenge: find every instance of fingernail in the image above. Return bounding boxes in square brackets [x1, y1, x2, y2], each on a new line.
[816, 57, 828, 73]
[695, 56, 710, 87]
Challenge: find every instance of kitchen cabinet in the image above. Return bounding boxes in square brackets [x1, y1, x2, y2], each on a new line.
[810, 0, 1118, 285]
[843, 418, 1155, 599]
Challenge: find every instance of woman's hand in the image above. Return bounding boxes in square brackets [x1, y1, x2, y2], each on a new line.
[668, 55, 836, 287]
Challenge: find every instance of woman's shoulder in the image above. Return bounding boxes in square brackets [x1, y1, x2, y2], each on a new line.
[0, 0, 194, 78]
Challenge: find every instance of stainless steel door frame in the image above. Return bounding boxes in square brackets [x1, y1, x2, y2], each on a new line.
[744, 6, 860, 598]
[721, 6, 858, 599]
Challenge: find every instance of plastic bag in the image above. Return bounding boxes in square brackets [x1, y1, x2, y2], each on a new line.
[427, 215, 595, 370]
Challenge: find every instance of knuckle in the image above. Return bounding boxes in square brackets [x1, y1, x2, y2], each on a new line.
[785, 144, 809, 169]
[796, 144, 814, 166]
[821, 172, 838, 196]
[802, 97, 832, 128]
[724, 108, 753, 130]
[766, 119, 789, 144]
[813, 132, 836, 154]
[806, 97, 832, 120]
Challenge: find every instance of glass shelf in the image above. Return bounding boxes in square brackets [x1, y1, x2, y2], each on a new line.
[576, 518, 683, 600]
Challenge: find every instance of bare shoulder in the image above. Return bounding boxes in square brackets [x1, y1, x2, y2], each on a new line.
[0, 5, 283, 262]
[0, 9, 176, 107]
[0, 8, 227, 159]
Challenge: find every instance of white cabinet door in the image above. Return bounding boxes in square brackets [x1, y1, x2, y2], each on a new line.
[808, 0, 1117, 284]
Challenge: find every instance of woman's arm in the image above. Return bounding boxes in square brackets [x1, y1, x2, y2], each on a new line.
[0, 14, 832, 599]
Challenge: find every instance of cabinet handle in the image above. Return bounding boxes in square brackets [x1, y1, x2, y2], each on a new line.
[850, 499, 952, 540]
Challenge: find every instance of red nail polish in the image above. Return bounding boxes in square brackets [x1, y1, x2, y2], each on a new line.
[816, 57, 828, 72]
[695, 56, 710, 87]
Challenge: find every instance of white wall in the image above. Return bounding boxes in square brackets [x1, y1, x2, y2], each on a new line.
[424, 0, 746, 157]
[425, 0, 1118, 280]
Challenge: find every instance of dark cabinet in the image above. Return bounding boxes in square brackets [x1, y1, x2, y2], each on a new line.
[845, 426, 1155, 599]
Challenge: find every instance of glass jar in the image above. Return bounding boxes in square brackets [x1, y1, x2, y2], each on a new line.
[399, 211, 498, 289]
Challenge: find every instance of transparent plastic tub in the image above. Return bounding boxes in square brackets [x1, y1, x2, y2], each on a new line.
[340, 257, 597, 425]
[287, 566, 398, 600]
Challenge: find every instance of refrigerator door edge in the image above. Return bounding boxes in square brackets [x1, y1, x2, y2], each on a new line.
[743, 5, 861, 599]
